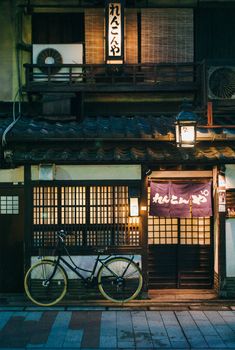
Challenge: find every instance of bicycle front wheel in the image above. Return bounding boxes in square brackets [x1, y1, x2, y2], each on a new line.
[98, 257, 143, 302]
[24, 260, 67, 306]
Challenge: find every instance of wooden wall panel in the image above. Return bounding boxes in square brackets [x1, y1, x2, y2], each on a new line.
[141, 9, 194, 63]
[125, 9, 138, 64]
[195, 8, 235, 61]
[85, 9, 105, 64]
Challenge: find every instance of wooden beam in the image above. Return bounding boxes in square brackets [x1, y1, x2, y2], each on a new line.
[149, 170, 213, 178]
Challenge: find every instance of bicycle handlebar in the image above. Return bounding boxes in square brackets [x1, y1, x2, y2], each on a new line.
[57, 230, 68, 239]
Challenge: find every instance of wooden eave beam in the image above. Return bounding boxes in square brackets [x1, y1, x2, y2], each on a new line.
[149, 170, 213, 178]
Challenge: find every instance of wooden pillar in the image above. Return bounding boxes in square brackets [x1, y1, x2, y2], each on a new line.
[24, 164, 32, 271]
[76, 92, 84, 120]
[214, 166, 227, 296]
[140, 166, 149, 296]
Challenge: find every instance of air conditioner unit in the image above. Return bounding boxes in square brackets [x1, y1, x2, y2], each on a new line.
[32, 44, 83, 82]
[208, 66, 235, 100]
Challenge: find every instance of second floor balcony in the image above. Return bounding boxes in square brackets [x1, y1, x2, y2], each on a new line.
[24, 62, 203, 94]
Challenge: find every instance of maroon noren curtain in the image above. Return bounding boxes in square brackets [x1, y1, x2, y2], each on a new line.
[150, 182, 212, 218]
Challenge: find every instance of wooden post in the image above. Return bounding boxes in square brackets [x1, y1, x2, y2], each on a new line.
[207, 101, 213, 126]
[24, 164, 32, 271]
[140, 166, 149, 297]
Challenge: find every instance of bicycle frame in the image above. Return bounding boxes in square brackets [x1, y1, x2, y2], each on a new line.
[43, 236, 135, 285]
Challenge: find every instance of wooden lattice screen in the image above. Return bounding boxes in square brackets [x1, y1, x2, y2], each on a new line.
[85, 9, 105, 64]
[141, 9, 194, 63]
[32, 185, 140, 250]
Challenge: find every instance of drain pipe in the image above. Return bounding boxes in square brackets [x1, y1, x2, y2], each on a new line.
[2, 89, 22, 147]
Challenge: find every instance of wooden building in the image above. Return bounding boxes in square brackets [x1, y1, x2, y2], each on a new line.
[0, 0, 235, 299]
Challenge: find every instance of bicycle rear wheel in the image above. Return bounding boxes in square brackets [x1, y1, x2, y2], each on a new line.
[98, 257, 143, 302]
[24, 260, 67, 306]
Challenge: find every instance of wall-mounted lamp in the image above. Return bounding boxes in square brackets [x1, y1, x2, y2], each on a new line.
[175, 101, 198, 148]
[129, 197, 139, 217]
[129, 186, 140, 217]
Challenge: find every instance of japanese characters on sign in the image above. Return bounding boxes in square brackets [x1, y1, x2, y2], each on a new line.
[150, 182, 212, 218]
[106, 1, 123, 62]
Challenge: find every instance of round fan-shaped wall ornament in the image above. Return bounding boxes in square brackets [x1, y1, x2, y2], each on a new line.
[37, 48, 63, 75]
[209, 67, 235, 99]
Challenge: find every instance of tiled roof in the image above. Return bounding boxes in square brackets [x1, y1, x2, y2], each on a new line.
[0, 116, 174, 140]
[0, 115, 235, 142]
[1, 115, 235, 164]
[4, 144, 235, 164]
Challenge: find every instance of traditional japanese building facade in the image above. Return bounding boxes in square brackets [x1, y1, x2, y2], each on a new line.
[1, 0, 235, 299]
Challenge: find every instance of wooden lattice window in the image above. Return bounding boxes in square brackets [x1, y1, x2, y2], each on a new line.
[32, 184, 140, 249]
[61, 186, 86, 225]
[33, 187, 58, 225]
[180, 217, 211, 245]
[148, 216, 178, 244]
[0, 196, 19, 215]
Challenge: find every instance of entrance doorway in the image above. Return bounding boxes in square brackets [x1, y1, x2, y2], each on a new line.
[148, 189, 213, 289]
[0, 187, 24, 292]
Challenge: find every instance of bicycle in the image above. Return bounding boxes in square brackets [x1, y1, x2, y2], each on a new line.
[24, 230, 143, 306]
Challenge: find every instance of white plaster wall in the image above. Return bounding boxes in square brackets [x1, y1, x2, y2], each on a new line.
[0, 1, 15, 100]
[0, 1, 31, 101]
[31, 255, 142, 279]
[31, 164, 142, 180]
[225, 165, 235, 276]
[226, 165, 235, 189]
[0, 167, 24, 183]
[226, 219, 235, 277]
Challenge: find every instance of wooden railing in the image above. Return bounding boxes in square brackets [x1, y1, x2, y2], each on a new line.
[24, 62, 204, 93]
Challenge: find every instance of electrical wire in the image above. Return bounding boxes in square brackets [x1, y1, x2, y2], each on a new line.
[2, 7, 24, 148]
[1, 89, 22, 147]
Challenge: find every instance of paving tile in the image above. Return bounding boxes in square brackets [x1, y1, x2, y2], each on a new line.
[25, 312, 43, 321]
[175, 311, 208, 348]
[100, 311, 117, 348]
[160, 311, 189, 348]
[63, 329, 83, 348]
[69, 311, 101, 348]
[44, 311, 72, 348]
[131, 311, 154, 348]
[205, 311, 235, 342]
[204, 335, 227, 348]
[13, 311, 28, 317]
[219, 311, 235, 332]
[219, 311, 235, 317]
[146, 311, 171, 348]
[27, 311, 58, 347]
[190, 311, 221, 336]
[0, 312, 13, 331]
[117, 341, 136, 348]
[117, 311, 135, 348]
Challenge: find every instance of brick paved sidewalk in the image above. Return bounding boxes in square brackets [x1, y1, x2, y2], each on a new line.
[1, 310, 235, 349]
